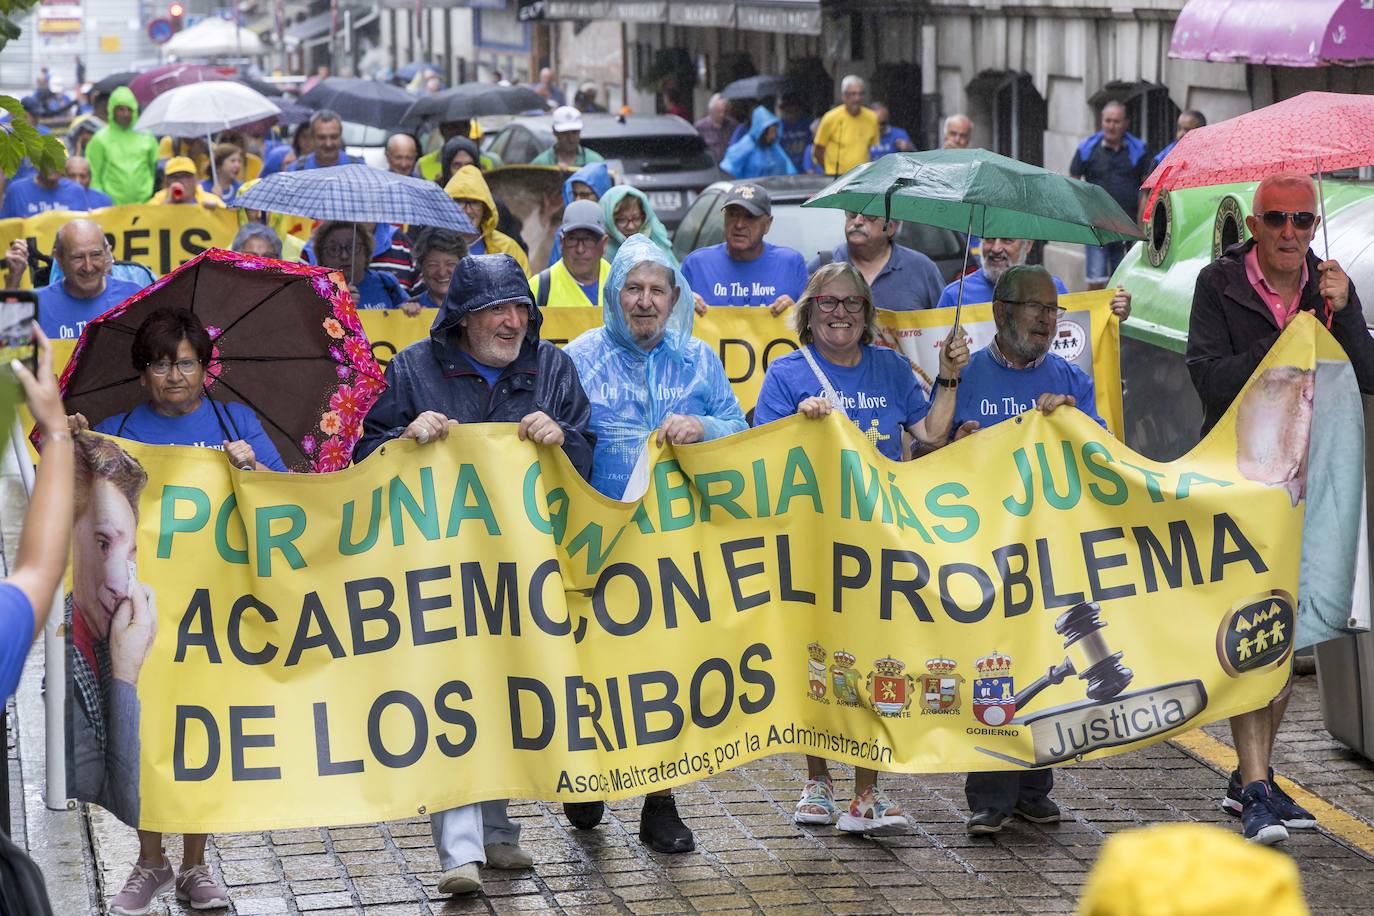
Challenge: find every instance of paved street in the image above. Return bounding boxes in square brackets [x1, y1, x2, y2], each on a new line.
[10, 670, 1372, 915]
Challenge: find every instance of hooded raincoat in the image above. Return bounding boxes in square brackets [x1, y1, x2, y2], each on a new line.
[565, 235, 746, 499]
[601, 185, 677, 267]
[85, 87, 159, 205]
[444, 165, 529, 273]
[549, 162, 614, 265]
[720, 106, 797, 180]
[354, 253, 594, 473]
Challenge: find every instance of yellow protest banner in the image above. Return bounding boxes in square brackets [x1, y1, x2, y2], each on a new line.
[0, 204, 241, 285]
[356, 290, 1122, 433]
[67, 316, 1335, 833]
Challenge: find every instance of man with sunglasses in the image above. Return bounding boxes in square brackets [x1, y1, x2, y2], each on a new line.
[1187, 172, 1374, 844]
[951, 264, 1102, 835]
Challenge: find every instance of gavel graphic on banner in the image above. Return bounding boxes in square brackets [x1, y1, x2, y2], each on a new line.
[1014, 601, 1135, 710]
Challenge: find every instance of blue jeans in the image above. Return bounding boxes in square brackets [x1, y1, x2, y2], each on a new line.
[1084, 241, 1127, 284]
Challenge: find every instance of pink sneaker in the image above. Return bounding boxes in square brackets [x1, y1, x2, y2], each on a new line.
[108, 859, 175, 915]
[175, 863, 231, 910]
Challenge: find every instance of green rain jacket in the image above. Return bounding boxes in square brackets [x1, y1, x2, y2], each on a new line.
[85, 88, 159, 205]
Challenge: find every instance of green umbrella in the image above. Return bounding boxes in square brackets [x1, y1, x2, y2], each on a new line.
[803, 149, 1145, 325]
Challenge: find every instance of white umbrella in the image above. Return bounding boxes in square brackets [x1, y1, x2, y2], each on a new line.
[163, 17, 265, 58]
[137, 81, 280, 185]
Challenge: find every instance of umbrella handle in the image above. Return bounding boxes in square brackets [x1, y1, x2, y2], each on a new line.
[882, 178, 916, 231]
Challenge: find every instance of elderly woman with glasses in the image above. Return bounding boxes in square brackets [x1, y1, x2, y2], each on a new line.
[752, 260, 968, 838]
[69, 307, 286, 473]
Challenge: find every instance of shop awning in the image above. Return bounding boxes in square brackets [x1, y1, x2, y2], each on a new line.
[544, 0, 666, 20]
[545, 0, 819, 33]
[1169, 0, 1374, 67]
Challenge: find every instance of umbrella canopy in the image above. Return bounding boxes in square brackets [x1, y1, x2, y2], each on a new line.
[803, 149, 1145, 246]
[301, 77, 416, 129]
[129, 63, 235, 106]
[1144, 92, 1374, 193]
[163, 16, 266, 58]
[58, 249, 386, 473]
[92, 71, 138, 97]
[720, 75, 788, 101]
[401, 83, 547, 127]
[136, 81, 281, 137]
[235, 165, 478, 232]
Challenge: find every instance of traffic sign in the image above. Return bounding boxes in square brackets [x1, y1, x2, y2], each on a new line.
[147, 17, 174, 43]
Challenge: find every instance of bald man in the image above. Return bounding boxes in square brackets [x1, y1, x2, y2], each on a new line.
[384, 133, 419, 177]
[5, 220, 145, 339]
[63, 156, 113, 209]
[1187, 171, 1374, 844]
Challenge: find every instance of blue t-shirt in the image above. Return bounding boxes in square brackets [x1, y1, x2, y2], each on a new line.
[753, 345, 930, 461]
[577, 279, 599, 305]
[291, 152, 363, 170]
[413, 289, 442, 309]
[461, 352, 505, 388]
[682, 242, 809, 307]
[95, 398, 287, 471]
[871, 126, 912, 158]
[468, 238, 487, 256]
[82, 186, 114, 209]
[202, 178, 241, 204]
[0, 582, 34, 701]
[0, 177, 92, 218]
[37, 277, 144, 340]
[953, 347, 1103, 430]
[354, 270, 407, 310]
[936, 268, 1069, 309]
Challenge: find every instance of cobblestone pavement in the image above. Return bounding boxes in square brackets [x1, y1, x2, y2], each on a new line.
[52, 673, 1374, 916]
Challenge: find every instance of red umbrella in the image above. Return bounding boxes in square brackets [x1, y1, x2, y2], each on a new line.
[1142, 92, 1374, 254]
[129, 63, 238, 106]
[57, 249, 387, 473]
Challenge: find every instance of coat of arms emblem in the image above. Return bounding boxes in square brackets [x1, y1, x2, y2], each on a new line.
[831, 650, 862, 707]
[972, 650, 1016, 726]
[919, 656, 963, 714]
[865, 656, 915, 717]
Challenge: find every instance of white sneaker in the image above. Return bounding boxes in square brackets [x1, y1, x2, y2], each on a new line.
[484, 842, 533, 869]
[437, 862, 482, 895]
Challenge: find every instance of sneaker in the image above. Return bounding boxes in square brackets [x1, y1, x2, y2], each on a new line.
[437, 862, 482, 896]
[794, 775, 837, 825]
[1014, 795, 1061, 824]
[484, 842, 533, 869]
[1223, 768, 1316, 829]
[1240, 780, 1289, 845]
[564, 800, 605, 830]
[967, 808, 1009, 835]
[174, 863, 230, 910]
[837, 784, 908, 835]
[108, 859, 175, 916]
[639, 795, 695, 853]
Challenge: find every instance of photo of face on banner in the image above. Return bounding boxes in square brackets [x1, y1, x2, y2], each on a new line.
[66, 434, 152, 827]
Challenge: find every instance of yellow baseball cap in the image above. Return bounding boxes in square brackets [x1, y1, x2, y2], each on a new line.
[165, 156, 197, 177]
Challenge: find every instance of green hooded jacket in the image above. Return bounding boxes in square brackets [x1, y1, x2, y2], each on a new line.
[85, 87, 160, 205]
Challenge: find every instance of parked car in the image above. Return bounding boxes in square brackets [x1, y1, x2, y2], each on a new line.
[482, 113, 723, 229]
[671, 174, 971, 283]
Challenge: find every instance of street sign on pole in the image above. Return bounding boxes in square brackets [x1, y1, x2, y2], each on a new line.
[147, 17, 174, 43]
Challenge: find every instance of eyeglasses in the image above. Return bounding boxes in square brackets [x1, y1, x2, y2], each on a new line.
[563, 233, 602, 249]
[615, 215, 644, 231]
[814, 294, 869, 314]
[320, 242, 357, 258]
[147, 358, 203, 376]
[1260, 210, 1317, 230]
[1000, 298, 1066, 317]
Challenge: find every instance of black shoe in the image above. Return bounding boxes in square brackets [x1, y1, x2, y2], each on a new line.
[639, 795, 695, 853]
[564, 801, 604, 830]
[1014, 796, 1061, 823]
[1240, 780, 1288, 845]
[966, 808, 1009, 835]
[1224, 768, 1315, 829]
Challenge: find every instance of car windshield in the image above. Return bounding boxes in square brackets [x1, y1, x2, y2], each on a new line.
[764, 204, 847, 261]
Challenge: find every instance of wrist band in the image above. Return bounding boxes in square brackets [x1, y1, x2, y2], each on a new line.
[936, 376, 960, 388]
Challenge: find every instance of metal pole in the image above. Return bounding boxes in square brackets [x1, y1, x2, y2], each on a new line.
[952, 208, 975, 335]
[8, 417, 67, 811]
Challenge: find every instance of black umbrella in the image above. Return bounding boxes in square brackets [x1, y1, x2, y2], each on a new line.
[720, 75, 788, 101]
[237, 73, 285, 97]
[92, 71, 138, 97]
[401, 83, 547, 127]
[301, 77, 416, 129]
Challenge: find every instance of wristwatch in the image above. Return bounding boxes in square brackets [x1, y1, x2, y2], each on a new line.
[936, 376, 960, 388]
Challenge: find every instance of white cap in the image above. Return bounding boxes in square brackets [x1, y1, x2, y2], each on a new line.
[552, 105, 584, 133]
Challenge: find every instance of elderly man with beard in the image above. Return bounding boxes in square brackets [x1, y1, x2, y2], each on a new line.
[952, 264, 1103, 835]
[354, 254, 594, 896]
[1187, 172, 1374, 844]
[936, 237, 1131, 320]
[563, 235, 746, 854]
[808, 211, 944, 311]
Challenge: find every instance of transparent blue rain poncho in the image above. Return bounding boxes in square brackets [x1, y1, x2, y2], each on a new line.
[564, 234, 747, 499]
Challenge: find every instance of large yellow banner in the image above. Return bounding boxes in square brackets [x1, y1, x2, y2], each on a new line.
[66, 316, 1336, 833]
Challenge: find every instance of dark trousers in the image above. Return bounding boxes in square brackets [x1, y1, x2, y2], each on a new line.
[965, 769, 1054, 816]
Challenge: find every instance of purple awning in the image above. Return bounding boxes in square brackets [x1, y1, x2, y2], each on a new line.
[1170, 0, 1374, 67]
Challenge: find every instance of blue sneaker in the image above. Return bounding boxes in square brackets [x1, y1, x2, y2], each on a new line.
[1224, 768, 1316, 829]
[1240, 780, 1289, 845]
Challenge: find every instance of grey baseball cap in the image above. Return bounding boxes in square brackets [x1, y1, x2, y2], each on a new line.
[720, 182, 771, 217]
[560, 199, 606, 238]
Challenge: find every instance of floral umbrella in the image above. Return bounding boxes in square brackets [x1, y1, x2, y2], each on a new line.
[57, 248, 386, 473]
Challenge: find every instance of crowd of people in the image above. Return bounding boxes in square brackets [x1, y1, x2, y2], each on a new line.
[0, 63, 1347, 914]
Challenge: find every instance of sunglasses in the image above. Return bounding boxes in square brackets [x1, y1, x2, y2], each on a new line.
[1260, 210, 1317, 230]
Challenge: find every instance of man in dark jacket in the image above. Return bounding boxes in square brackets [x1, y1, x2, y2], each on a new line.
[353, 254, 594, 896]
[1186, 172, 1374, 845]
